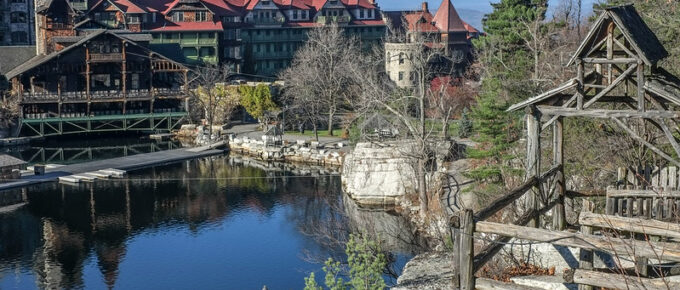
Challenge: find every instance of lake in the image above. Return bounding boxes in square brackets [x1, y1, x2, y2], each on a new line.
[0, 156, 421, 289]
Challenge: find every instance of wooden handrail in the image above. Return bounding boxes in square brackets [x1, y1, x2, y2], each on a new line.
[563, 269, 680, 290]
[579, 211, 680, 239]
[475, 221, 680, 262]
[475, 164, 562, 222]
[607, 188, 680, 198]
[473, 198, 559, 272]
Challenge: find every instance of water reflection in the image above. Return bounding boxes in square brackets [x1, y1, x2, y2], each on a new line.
[1, 135, 184, 165]
[0, 156, 417, 289]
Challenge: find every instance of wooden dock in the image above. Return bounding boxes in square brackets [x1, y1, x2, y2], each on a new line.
[0, 144, 227, 191]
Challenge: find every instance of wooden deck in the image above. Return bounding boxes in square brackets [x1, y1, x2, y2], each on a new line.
[0, 144, 227, 192]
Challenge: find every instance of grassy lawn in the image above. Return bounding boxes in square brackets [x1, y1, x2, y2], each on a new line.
[285, 129, 345, 138]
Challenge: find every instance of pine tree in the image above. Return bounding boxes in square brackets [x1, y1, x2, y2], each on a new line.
[467, 0, 548, 182]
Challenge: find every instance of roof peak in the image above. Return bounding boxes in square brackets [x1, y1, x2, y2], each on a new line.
[432, 0, 466, 32]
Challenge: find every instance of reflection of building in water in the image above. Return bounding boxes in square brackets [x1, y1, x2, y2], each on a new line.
[343, 194, 425, 255]
[1, 158, 344, 288]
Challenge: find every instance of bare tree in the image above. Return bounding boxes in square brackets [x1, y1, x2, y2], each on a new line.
[353, 29, 463, 215]
[186, 64, 238, 142]
[279, 24, 361, 139]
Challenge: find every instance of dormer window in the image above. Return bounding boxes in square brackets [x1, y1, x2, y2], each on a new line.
[293, 10, 298, 20]
[172, 12, 184, 22]
[196, 11, 207, 22]
[261, 0, 270, 4]
[359, 10, 364, 18]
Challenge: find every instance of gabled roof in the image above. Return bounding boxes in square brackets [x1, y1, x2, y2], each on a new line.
[0, 154, 26, 167]
[567, 4, 668, 66]
[432, 0, 467, 32]
[0, 46, 36, 76]
[6, 30, 186, 80]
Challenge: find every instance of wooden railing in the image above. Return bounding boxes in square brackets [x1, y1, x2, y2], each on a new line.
[450, 164, 680, 290]
[89, 53, 123, 62]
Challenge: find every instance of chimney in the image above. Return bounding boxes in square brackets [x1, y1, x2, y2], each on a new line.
[422, 2, 429, 13]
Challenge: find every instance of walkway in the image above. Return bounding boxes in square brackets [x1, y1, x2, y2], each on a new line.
[0, 143, 226, 191]
[224, 123, 346, 147]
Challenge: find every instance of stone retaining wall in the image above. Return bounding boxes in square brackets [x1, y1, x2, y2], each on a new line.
[228, 136, 345, 168]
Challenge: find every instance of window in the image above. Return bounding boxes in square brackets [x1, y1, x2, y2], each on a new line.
[10, 0, 25, 3]
[409, 72, 415, 81]
[399, 52, 404, 64]
[293, 10, 298, 20]
[10, 12, 27, 23]
[359, 10, 364, 18]
[126, 15, 140, 24]
[398, 72, 404, 81]
[10, 31, 27, 43]
[172, 12, 184, 22]
[196, 11, 207, 22]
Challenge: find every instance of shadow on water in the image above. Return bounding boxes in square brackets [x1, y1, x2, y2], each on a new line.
[0, 156, 421, 289]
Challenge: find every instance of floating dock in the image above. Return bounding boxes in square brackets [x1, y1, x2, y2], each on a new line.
[0, 144, 226, 191]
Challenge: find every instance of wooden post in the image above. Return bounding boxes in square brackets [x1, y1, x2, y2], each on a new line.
[606, 23, 614, 85]
[149, 52, 154, 114]
[450, 214, 461, 289]
[86, 45, 91, 116]
[553, 117, 566, 230]
[576, 59, 584, 110]
[122, 40, 127, 98]
[579, 200, 594, 290]
[637, 60, 645, 112]
[459, 209, 475, 290]
[526, 105, 541, 228]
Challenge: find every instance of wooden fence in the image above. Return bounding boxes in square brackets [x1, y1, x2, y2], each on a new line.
[451, 165, 680, 290]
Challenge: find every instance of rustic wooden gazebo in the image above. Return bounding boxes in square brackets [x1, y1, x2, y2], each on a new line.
[450, 5, 680, 290]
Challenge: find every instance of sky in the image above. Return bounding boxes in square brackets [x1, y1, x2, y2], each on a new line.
[381, 0, 599, 31]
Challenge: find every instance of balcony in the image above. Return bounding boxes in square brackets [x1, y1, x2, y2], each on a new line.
[316, 16, 351, 25]
[89, 53, 123, 63]
[153, 88, 186, 98]
[246, 17, 285, 27]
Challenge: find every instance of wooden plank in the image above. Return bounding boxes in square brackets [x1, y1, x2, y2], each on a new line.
[637, 60, 645, 111]
[459, 209, 475, 290]
[661, 167, 669, 190]
[607, 188, 680, 198]
[475, 221, 680, 262]
[476, 278, 543, 290]
[579, 211, 680, 239]
[536, 107, 680, 119]
[564, 269, 680, 290]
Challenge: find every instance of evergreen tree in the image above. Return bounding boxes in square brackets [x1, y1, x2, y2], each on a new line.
[467, 0, 548, 182]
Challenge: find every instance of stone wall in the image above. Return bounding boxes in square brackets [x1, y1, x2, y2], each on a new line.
[228, 136, 345, 167]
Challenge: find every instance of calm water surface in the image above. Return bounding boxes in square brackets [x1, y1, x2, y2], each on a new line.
[0, 156, 419, 289]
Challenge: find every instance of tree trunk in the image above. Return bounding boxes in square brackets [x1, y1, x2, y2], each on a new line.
[418, 158, 428, 215]
[327, 110, 334, 137]
[313, 121, 319, 142]
[442, 119, 449, 139]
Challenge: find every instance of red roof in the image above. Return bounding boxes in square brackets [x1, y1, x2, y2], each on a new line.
[275, 0, 310, 9]
[432, 0, 467, 32]
[148, 20, 224, 31]
[404, 12, 439, 32]
[351, 19, 384, 25]
[111, 0, 146, 13]
[341, 0, 376, 9]
[203, 0, 241, 16]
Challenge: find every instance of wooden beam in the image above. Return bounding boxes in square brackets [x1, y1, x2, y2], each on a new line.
[579, 211, 680, 239]
[612, 118, 680, 167]
[583, 63, 637, 108]
[473, 197, 560, 273]
[564, 269, 680, 290]
[637, 60, 645, 111]
[553, 117, 566, 231]
[537, 107, 680, 119]
[612, 38, 637, 59]
[577, 60, 584, 110]
[583, 57, 638, 64]
[474, 165, 561, 222]
[606, 188, 680, 198]
[475, 221, 680, 262]
[542, 94, 577, 131]
[526, 106, 541, 228]
[476, 278, 543, 290]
